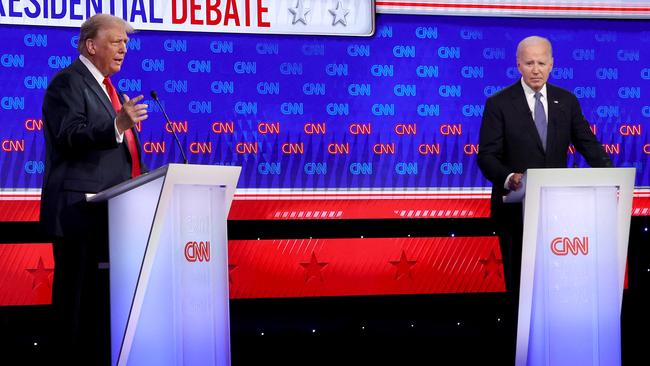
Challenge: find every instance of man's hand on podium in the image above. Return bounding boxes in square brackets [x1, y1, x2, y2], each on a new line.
[508, 173, 524, 191]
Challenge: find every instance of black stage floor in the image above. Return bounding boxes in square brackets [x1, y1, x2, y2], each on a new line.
[1, 290, 648, 365]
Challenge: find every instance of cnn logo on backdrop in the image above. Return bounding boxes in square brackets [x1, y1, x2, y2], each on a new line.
[184, 241, 211, 262]
[550, 236, 589, 256]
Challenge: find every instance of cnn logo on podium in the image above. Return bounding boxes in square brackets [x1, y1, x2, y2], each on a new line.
[184, 240, 211, 262]
[550, 236, 589, 256]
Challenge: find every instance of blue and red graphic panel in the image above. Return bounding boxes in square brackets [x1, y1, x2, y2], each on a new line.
[0, 15, 649, 192]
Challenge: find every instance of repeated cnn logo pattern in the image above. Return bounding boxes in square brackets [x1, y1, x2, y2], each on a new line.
[1, 16, 649, 192]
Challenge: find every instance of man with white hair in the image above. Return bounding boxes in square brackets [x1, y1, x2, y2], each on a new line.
[477, 35, 612, 361]
[41, 13, 148, 364]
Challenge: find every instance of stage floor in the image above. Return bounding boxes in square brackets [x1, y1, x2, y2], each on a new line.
[1, 290, 648, 365]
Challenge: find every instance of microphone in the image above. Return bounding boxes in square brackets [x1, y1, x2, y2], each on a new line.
[150, 90, 188, 164]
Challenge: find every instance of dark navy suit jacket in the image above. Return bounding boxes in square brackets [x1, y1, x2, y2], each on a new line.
[477, 80, 612, 292]
[478, 80, 612, 212]
[40, 58, 143, 238]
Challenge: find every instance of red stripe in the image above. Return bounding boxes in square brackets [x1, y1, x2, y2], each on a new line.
[376, 1, 650, 12]
[227, 198, 491, 220]
[235, 192, 490, 198]
[0, 194, 41, 198]
[0, 239, 634, 305]
[3, 195, 650, 221]
[228, 237, 505, 299]
[0, 200, 40, 222]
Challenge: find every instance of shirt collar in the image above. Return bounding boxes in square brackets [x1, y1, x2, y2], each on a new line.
[520, 78, 547, 98]
[79, 54, 106, 86]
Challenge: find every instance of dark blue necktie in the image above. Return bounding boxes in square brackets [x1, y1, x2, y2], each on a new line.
[534, 92, 547, 151]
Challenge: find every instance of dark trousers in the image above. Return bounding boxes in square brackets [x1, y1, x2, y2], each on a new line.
[50, 199, 111, 365]
[495, 202, 524, 296]
[494, 201, 524, 364]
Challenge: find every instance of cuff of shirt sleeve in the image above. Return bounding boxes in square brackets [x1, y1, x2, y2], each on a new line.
[114, 118, 124, 143]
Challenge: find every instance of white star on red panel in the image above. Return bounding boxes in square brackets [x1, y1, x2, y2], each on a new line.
[25, 257, 53, 290]
[300, 251, 328, 283]
[390, 250, 417, 280]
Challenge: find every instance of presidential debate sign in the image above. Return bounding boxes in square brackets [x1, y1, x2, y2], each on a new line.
[379, 0, 650, 18]
[0, 0, 375, 36]
[0, 12, 649, 204]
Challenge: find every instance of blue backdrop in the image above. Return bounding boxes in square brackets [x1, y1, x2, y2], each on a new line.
[1, 14, 648, 190]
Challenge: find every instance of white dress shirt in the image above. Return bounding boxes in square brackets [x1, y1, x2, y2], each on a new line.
[520, 78, 549, 124]
[503, 79, 550, 190]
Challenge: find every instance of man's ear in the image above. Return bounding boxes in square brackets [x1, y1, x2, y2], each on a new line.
[85, 39, 95, 56]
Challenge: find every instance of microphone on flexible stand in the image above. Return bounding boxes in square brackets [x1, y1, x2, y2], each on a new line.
[150, 90, 188, 164]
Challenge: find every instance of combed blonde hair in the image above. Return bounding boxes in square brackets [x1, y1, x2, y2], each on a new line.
[77, 14, 134, 55]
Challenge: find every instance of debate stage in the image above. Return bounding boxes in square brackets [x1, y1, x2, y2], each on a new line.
[1, 216, 648, 365]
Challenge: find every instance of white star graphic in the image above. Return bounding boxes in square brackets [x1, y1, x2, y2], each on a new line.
[289, 0, 310, 25]
[329, 1, 350, 26]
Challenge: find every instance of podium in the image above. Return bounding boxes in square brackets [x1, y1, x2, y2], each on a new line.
[89, 164, 241, 366]
[515, 168, 635, 366]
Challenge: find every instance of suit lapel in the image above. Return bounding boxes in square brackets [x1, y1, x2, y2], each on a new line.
[545, 84, 562, 153]
[73, 59, 136, 164]
[72, 59, 117, 120]
[510, 82, 545, 153]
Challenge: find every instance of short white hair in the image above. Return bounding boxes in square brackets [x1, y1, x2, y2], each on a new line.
[516, 36, 553, 60]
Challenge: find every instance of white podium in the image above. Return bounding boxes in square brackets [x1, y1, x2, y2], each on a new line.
[89, 164, 241, 366]
[515, 168, 635, 366]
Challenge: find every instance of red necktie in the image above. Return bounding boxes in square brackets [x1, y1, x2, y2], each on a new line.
[103, 77, 141, 178]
